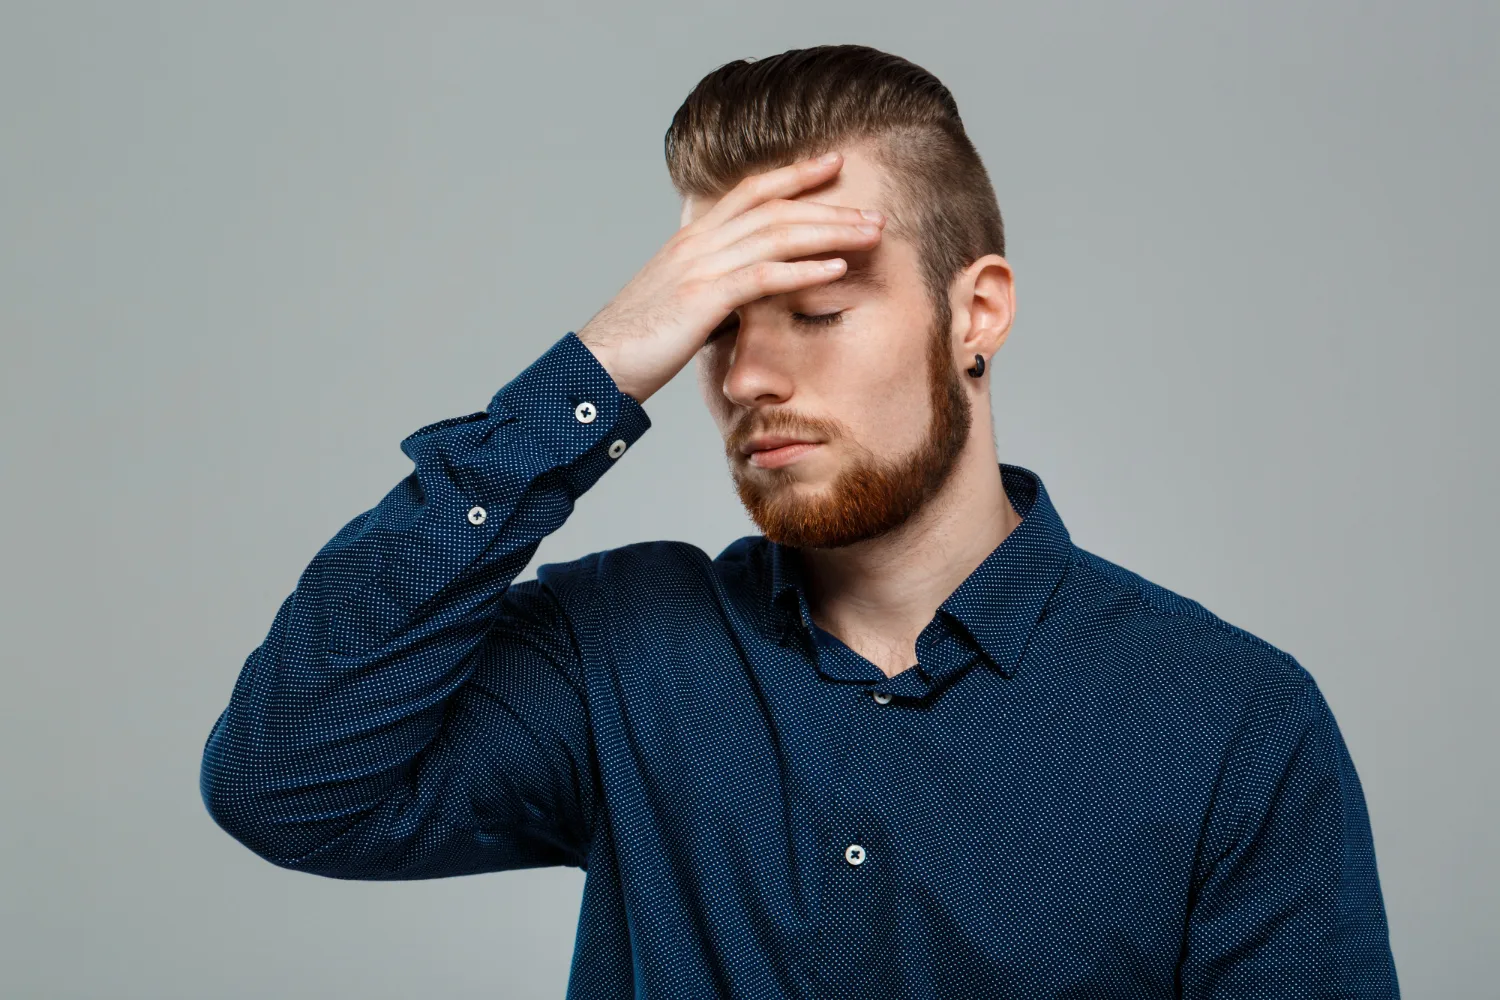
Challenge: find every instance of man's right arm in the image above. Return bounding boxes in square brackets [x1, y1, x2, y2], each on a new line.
[199, 150, 888, 879]
[199, 331, 649, 879]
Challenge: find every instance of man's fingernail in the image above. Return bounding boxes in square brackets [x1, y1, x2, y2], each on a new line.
[819, 151, 840, 163]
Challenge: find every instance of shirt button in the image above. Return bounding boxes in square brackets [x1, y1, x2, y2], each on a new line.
[574, 401, 598, 424]
[467, 506, 487, 525]
[844, 844, 866, 866]
[871, 691, 892, 705]
[608, 439, 627, 459]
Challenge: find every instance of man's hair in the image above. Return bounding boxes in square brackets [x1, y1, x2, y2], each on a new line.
[664, 44, 1005, 330]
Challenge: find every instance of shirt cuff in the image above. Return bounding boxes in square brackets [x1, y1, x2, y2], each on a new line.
[489, 330, 651, 468]
[398, 331, 651, 502]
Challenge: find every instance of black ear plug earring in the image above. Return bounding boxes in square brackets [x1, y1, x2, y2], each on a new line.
[966, 354, 986, 378]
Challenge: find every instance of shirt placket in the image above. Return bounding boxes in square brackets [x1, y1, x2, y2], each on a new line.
[805, 652, 915, 996]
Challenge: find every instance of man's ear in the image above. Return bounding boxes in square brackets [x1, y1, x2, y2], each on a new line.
[951, 254, 1014, 367]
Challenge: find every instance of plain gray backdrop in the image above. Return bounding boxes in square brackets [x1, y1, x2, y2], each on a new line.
[1, 2, 1495, 997]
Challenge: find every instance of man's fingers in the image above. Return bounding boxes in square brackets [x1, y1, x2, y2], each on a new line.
[710, 258, 848, 309]
[699, 198, 883, 254]
[689, 152, 844, 232]
[703, 222, 882, 283]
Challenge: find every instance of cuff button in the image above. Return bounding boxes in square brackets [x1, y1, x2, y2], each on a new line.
[608, 439, 627, 459]
[574, 401, 598, 424]
[467, 506, 487, 525]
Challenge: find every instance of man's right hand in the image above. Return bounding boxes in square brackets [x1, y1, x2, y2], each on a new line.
[576, 150, 887, 404]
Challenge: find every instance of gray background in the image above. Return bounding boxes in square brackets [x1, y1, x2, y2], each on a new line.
[1, 2, 1494, 997]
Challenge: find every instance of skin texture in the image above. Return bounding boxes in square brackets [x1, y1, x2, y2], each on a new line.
[582, 144, 1020, 677]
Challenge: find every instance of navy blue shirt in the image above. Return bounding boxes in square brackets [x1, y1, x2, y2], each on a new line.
[201, 331, 1399, 998]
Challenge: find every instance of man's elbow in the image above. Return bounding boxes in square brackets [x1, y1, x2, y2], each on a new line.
[199, 754, 302, 868]
[198, 731, 344, 872]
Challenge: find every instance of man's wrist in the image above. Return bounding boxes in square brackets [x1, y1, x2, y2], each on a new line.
[576, 331, 651, 405]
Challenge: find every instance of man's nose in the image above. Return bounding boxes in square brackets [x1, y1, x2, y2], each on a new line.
[720, 320, 795, 408]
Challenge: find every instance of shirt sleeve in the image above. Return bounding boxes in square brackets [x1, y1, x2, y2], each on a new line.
[198, 331, 650, 880]
[1180, 667, 1401, 997]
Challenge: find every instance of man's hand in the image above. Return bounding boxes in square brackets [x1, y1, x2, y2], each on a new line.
[576, 150, 886, 404]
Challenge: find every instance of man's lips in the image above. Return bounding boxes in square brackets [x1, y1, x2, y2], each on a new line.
[740, 435, 824, 469]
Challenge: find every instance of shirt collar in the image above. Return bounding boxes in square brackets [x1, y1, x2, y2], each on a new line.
[768, 462, 1074, 679]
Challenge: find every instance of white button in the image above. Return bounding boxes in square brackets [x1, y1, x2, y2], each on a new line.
[574, 401, 597, 423]
[608, 439, 627, 459]
[871, 691, 892, 705]
[844, 844, 866, 866]
[467, 506, 487, 525]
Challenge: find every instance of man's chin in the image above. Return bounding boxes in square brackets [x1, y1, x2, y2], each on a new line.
[733, 470, 862, 548]
[734, 463, 836, 498]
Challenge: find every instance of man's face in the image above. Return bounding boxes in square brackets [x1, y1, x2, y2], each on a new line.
[686, 147, 971, 549]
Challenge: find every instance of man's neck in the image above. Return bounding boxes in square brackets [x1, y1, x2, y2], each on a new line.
[798, 446, 1022, 679]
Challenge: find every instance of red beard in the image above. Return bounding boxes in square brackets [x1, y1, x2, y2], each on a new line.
[725, 316, 972, 549]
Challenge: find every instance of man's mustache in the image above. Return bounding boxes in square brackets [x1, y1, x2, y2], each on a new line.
[724, 410, 847, 457]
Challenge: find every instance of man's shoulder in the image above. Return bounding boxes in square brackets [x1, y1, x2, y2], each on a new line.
[1059, 545, 1314, 705]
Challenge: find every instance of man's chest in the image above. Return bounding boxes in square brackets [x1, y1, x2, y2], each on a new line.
[585, 632, 1217, 985]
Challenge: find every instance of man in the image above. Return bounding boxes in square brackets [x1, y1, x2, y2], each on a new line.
[200, 44, 1399, 998]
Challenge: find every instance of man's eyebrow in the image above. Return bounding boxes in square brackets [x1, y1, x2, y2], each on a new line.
[739, 259, 888, 309]
[827, 260, 888, 292]
[828, 262, 882, 289]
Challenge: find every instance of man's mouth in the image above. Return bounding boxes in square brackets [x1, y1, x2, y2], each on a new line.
[741, 434, 824, 469]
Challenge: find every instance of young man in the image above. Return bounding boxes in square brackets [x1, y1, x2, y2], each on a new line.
[201, 44, 1399, 998]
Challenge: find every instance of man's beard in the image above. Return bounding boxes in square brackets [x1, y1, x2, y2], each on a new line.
[724, 311, 972, 550]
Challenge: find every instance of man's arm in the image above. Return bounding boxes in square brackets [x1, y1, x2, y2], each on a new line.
[199, 332, 648, 878]
[1180, 665, 1400, 997]
[199, 149, 890, 880]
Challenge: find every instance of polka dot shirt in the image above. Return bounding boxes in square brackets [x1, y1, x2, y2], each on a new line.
[201, 331, 1400, 998]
